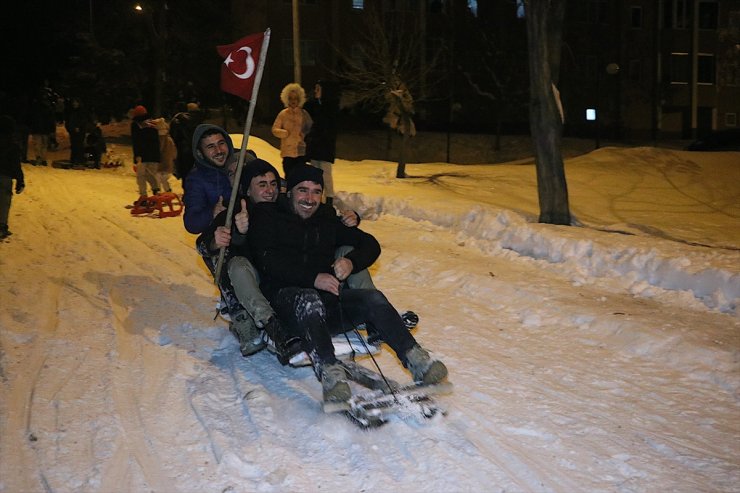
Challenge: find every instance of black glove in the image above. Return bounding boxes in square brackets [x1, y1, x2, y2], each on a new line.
[15, 183, 24, 194]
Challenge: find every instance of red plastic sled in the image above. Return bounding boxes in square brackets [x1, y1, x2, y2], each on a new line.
[130, 192, 183, 218]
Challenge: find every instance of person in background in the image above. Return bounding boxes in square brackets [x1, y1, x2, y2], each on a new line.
[169, 102, 203, 182]
[84, 124, 106, 169]
[271, 83, 312, 180]
[150, 116, 177, 193]
[42, 80, 61, 151]
[0, 115, 25, 239]
[65, 97, 90, 165]
[304, 80, 340, 206]
[130, 105, 161, 204]
[28, 87, 56, 166]
[248, 166, 447, 402]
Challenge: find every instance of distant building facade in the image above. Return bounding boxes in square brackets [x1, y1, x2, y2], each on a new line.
[231, 0, 740, 140]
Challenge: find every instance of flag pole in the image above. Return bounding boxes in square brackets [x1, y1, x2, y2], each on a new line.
[214, 28, 271, 284]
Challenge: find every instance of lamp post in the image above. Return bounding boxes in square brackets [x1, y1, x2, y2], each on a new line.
[292, 0, 301, 84]
[134, 2, 167, 117]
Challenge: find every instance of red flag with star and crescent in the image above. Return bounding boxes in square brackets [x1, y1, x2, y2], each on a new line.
[217, 32, 265, 101]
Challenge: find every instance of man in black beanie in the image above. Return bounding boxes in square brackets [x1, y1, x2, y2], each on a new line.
[247, 167, 448, 403]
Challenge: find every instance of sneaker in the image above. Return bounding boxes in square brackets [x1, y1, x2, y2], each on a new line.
[319, 362, 351, 402]
[229, 314, 266, 356]
[404, 345, 448, 385]
[263, 317, 303, 365]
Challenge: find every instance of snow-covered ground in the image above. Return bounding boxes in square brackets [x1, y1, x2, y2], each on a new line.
[1, 130, 738, 493]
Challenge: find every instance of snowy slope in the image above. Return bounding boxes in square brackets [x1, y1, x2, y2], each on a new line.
[0, 136, 738, 493]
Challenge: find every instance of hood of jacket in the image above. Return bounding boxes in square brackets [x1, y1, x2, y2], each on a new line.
[191, 124, 234, 172]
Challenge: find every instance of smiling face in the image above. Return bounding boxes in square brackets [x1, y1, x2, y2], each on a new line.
[289, 180, 323, 219]
[198, 133, 230, 168]
[247, 172, 279, 203]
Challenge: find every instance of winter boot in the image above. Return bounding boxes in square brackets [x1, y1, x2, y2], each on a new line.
[319, 362, 351, 402]
[404, 345, 448, 385]
[229, 312, 266, 356]
[263, 316, 303, 365]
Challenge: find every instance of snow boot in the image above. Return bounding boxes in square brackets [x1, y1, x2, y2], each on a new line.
[263, 316, 303, 365]
[404, 345, 448, 385]
[319, 362, 351, 402]
[229, 312, 266, 356]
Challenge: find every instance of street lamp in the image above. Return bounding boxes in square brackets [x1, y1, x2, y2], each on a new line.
[133, 2, 167, 117]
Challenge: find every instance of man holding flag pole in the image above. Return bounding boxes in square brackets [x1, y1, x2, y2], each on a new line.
[182, 29, 272, 357]
[214, 29, 271, 282]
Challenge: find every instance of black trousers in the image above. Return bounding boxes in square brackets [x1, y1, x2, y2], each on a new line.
[271, 287, 417, 366]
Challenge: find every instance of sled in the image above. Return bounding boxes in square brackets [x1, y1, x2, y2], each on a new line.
[129, 192, 183, 218]
[323, 360, 452, 428]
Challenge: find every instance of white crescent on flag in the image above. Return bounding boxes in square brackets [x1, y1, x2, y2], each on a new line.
[224, 46, 256, 80]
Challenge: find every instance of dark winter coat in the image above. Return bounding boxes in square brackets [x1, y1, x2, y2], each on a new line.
[169, 109, 203, 179]
[304, 84, 339, 163]
[130, 117, 161, 163]
[28, 97, 56, 135]
[182, 124, 235, 234]
[248, 198, 380, 302]
[0, 134, 23, 184]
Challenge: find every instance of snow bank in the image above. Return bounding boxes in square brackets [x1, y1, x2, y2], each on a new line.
[336, 192, 739, 316]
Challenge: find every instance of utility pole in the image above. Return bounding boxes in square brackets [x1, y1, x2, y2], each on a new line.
[690, 0, 699, 138]
[292, 0, 301, 84]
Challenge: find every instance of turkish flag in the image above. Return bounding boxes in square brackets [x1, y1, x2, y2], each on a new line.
[217, 32, 265, 101]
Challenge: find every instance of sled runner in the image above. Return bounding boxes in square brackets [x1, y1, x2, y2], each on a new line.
[323, 360, 452, 428]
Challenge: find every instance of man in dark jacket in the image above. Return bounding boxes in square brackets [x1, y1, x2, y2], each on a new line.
[183, 124, 267, 357]
[28, 88, 56, 166]
[248, 166, 448, 403]
[130, 105, 161, 203]
[304, 80, 339, 206]
[0, 115, 25, 239]
[169, 102, 203, 181]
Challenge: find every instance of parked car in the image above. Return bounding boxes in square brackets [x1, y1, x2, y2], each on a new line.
[685, 129, 740, 151]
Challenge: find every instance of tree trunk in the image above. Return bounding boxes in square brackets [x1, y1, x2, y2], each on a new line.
[526, 0, 571, 225]
[396, 133, 408, 178]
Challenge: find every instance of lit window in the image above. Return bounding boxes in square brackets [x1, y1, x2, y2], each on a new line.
[352, 0, 364, 9]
